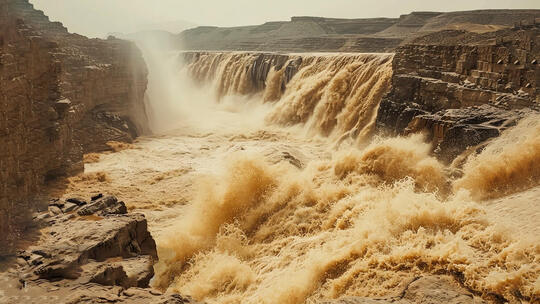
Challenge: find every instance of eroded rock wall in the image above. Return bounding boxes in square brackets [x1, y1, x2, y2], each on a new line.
[376, 25, 540, 162]
[0, 0, 149, 254]
[0, 2, 65, 250]
[8, 0, 149, 152]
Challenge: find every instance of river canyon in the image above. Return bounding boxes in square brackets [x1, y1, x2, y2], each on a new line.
[1, 1, 539, 304]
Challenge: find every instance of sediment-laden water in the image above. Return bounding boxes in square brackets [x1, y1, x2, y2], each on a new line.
[61, 50, 540, 304]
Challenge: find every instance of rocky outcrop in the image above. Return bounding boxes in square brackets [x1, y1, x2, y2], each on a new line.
[319, 275, 486, 304]
[376, 24, 540, 162]
[176, 10, 540, 53]
[21, 195, 156, 285]
[0, 0, 149, 254]
[0, 195, 199, 304]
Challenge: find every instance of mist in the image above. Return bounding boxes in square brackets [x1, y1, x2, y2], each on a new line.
[135, 36, 273, 134]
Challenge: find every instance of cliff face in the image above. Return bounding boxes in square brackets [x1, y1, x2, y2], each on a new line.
[0, 0, 149, 254]
[0, 2, 62, 248]
[376, 24, 540, 162]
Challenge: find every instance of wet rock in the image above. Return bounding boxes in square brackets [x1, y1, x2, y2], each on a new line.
[320, 275, 486, 304]
[66, 197, 88, 206]
[281, 151, 303, 169]
[48, 205, 63, 216]
[63, 202, 79, 212]
[89, 264, 129, 287]
[402, 276, 482, 303]
[1, 277, 201, 304]
[48, 198, 65, 209]
[35, 213, 52, 221]
[405, 105, 532, 162]
[85, 256, 155, 288]
[91, 193, 104, 201]
[119, 256, 155, 288]
[77, 195, 128, 216]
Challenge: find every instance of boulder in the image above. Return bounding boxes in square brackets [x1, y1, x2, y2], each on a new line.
[66, 197, 88, 206]
[77, 195, 128, 216]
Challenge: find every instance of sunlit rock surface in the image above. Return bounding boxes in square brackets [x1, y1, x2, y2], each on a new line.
[1, 194, 199, 304]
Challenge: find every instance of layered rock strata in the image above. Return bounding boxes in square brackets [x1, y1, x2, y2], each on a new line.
[376, 25, 540, 162]
[0, 195, 199, 303]
[177, 10, 540, 53]
[0, 0, 149, 254]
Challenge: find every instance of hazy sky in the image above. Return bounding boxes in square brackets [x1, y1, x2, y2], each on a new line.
[30, 0, 540, 38]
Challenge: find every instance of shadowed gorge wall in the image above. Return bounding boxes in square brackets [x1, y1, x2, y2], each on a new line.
[0, 0, 149, 254]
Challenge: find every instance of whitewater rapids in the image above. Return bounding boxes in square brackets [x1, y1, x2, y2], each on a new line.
[57, 50, 540, 304]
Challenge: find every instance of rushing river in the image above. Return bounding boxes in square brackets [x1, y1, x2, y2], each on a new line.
[57, 49, 540, 304]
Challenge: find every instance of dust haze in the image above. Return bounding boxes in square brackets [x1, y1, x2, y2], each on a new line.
[31, 0, 540, 37]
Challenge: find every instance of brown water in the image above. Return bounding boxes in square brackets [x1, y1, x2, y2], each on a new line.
[62, 51, 540, 304]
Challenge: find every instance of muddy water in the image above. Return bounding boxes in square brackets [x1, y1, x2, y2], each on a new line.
[61, 51, 540, 304]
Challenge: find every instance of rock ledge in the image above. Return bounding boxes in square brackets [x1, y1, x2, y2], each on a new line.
[1, 195, 199, 304]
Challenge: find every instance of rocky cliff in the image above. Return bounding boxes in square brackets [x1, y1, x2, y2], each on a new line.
[376, 23, 540, 162]
[0, 0, 149, 255]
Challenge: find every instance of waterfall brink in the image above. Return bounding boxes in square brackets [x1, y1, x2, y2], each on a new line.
[180, 52, 393, 143]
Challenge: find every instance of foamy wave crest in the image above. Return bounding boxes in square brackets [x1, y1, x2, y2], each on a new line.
[454, 114, 540, 200]
[153, 135, 538, 303]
